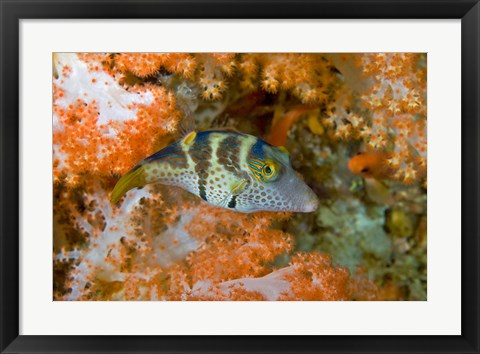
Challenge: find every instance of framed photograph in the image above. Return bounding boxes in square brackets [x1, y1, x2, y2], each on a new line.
[1, 0, 478, 353]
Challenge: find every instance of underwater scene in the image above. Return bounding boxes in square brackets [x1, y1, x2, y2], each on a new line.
[53, 53, 427, 301]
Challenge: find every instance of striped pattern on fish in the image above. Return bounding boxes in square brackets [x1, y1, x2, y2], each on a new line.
[111, 130, 319, 213]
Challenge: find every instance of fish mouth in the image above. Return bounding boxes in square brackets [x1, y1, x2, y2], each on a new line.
[300, 192, 320, 212]
[276, 173, 320, 213]
[292, 186, 319, 212]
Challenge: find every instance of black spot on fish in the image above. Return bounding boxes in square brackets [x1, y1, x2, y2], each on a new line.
[199, 185, 208, 202]
[228, 195, 237, 209]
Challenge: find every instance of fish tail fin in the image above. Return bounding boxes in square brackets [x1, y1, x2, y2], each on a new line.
[111, 165, 147, 204]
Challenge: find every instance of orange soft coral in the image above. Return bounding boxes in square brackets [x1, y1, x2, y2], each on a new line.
[114, 53, 198, 79]
[112, 53, 343, 104]
[238, 53, 338, 103]
[114, 53, 167, 77]
[184, 208, 293, 283]
[113, 53, 236, 100]
[54, 183, 376, 301]
[325, 53, 427, 184]
[53, 54, 181, 186]
[280, 253, 356, 300]
[357, 53, 426, 183]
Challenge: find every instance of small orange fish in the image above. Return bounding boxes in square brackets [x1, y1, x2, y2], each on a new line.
[348, 151, 393, 204]
[348, 151, 392, 180]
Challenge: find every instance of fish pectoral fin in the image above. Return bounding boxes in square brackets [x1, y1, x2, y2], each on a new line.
[230, 179, 248, 196]
[218, 179, 248, 209]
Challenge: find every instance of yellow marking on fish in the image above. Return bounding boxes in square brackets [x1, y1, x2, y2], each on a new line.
[231, 179, 248, 194]
[182, 131, 197, 146]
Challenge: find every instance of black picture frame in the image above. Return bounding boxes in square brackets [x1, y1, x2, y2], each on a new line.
[1, 1, 478, 353]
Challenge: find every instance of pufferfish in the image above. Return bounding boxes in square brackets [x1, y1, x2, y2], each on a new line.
[111, 130, 319, 213]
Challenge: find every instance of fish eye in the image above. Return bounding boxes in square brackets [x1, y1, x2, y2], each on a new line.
[261, 162, 279, 181]
[248, 159, 278, 182]
[360, 167, 370, 173]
